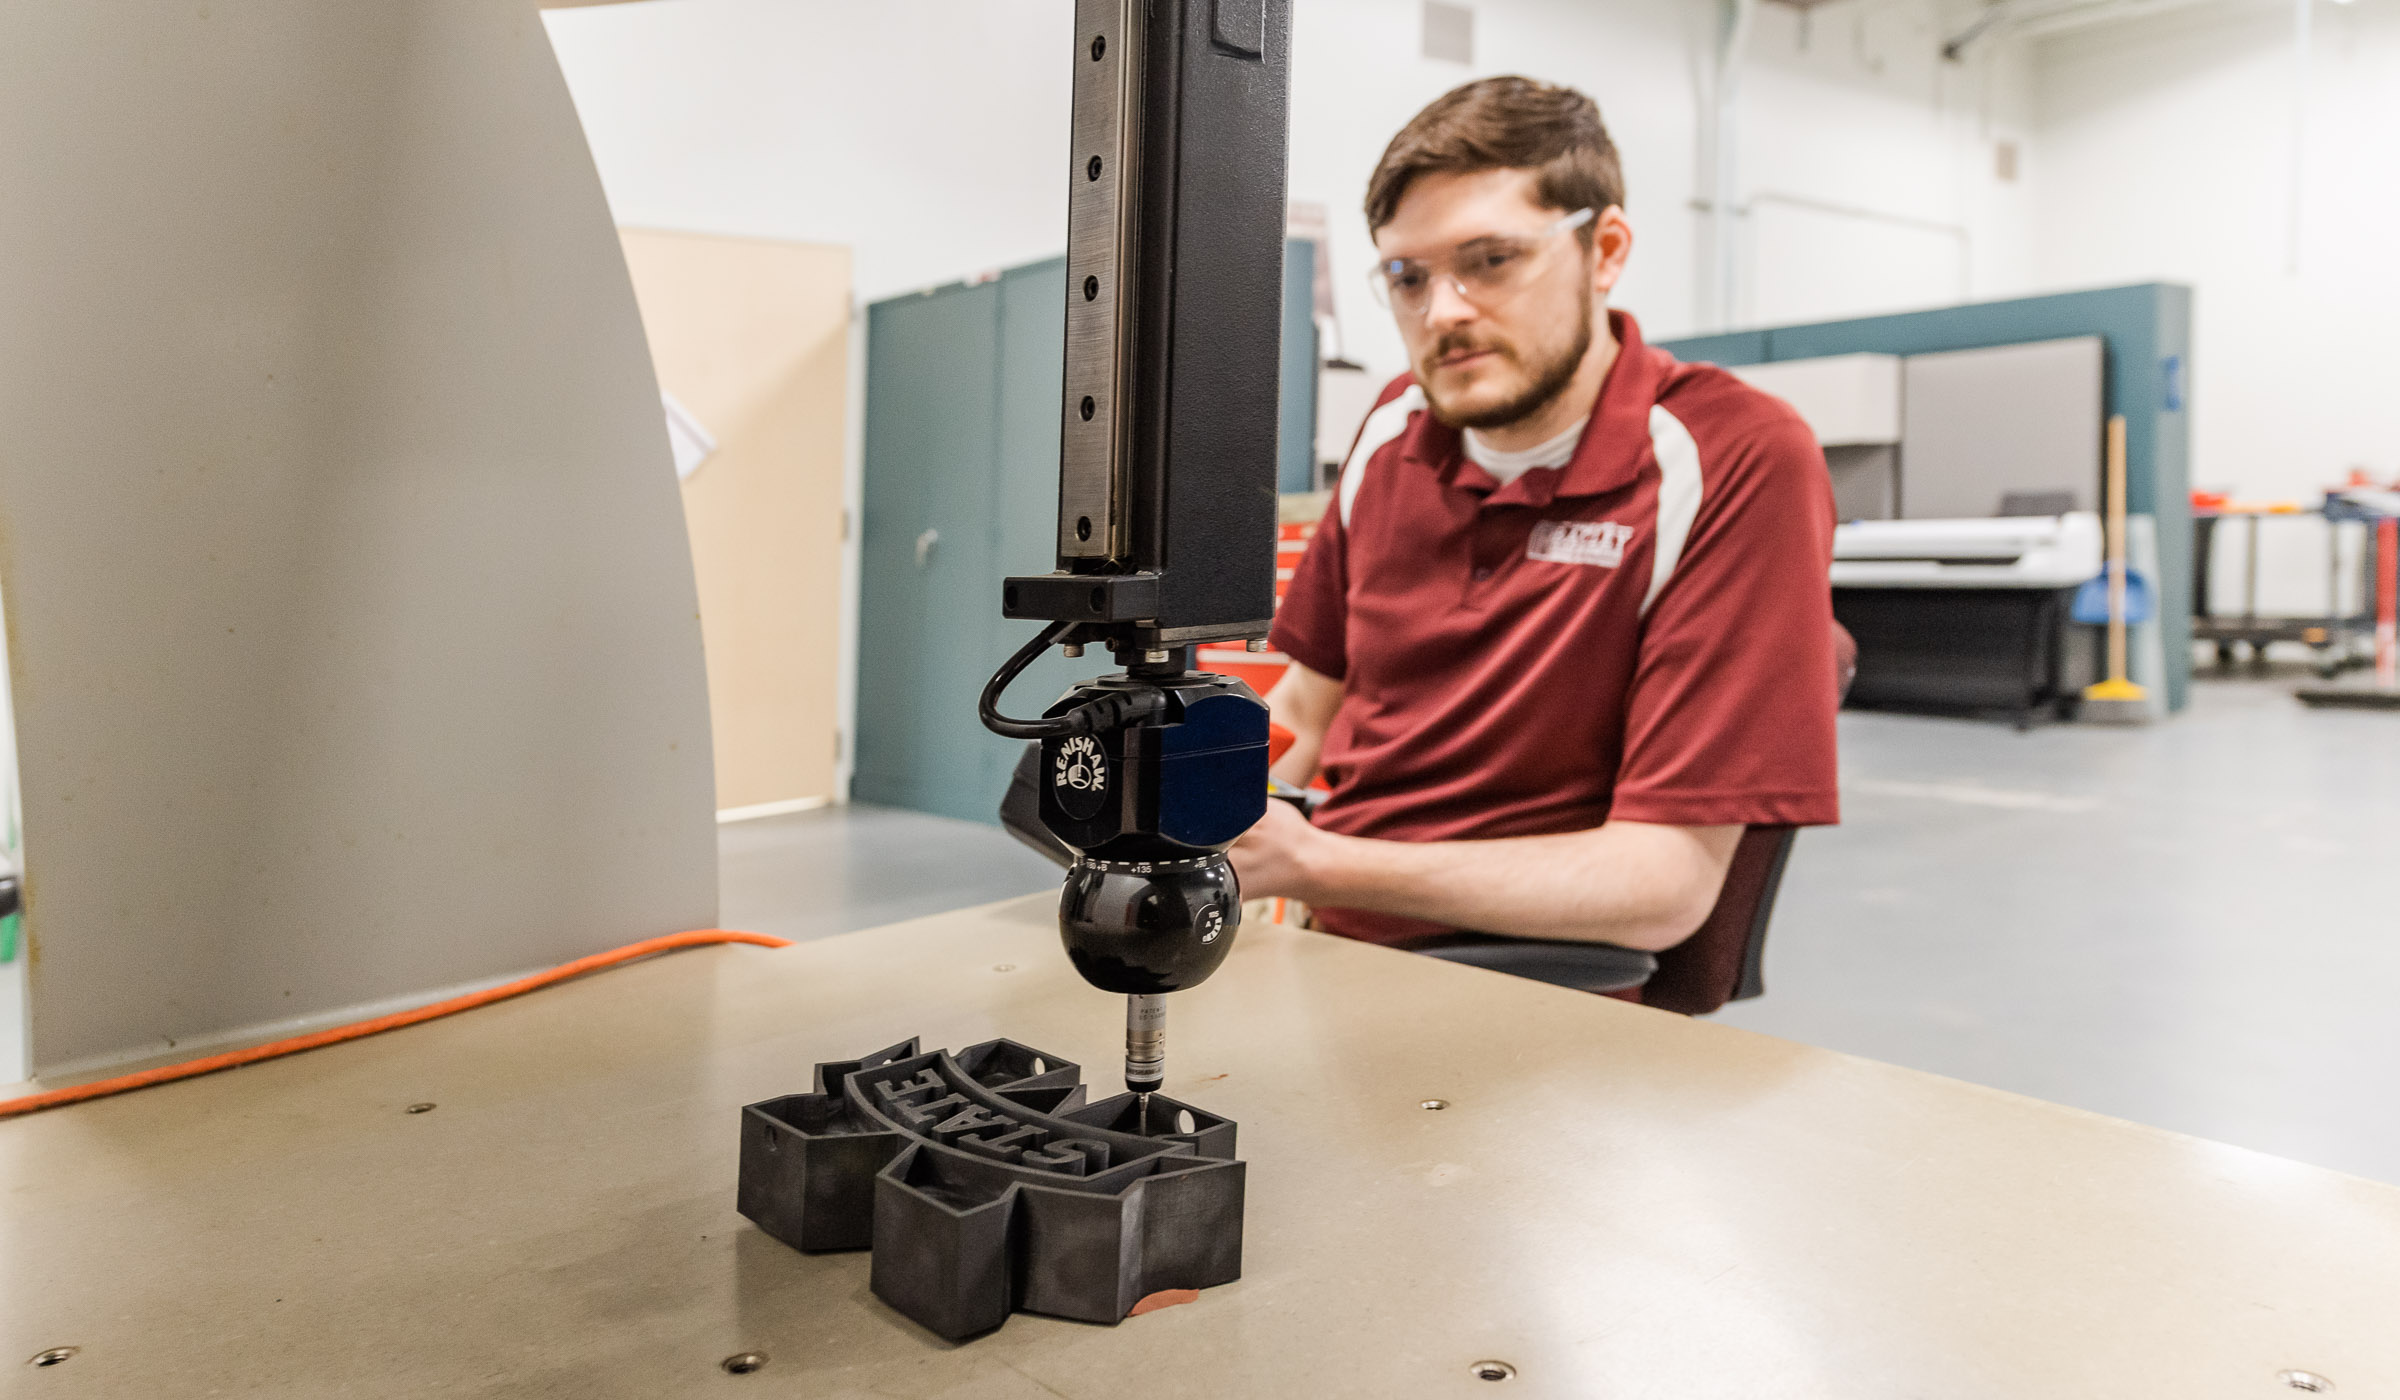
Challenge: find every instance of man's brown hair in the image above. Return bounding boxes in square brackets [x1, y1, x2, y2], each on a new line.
[1364, 76, 1623, 237]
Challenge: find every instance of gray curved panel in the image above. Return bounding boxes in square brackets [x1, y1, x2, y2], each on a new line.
[0, 1, 718, 1071]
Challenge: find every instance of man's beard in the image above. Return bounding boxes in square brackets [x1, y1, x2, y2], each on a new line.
[1420, 295, 1595, 432]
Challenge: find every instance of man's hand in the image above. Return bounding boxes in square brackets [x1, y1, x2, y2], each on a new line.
[1229, 798, 1325, 902]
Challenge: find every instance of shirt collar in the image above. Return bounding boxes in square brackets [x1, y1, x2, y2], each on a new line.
[1401, 309, 1667, 510]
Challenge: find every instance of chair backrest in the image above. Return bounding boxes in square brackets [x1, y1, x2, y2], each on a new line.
[1638, 826, 1795, 1013]
[1639, 620, 1856, 1015]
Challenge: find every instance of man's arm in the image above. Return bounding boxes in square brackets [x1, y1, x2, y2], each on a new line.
[1265, 660, 1342, 787]
[1232, 803, 1739, 951]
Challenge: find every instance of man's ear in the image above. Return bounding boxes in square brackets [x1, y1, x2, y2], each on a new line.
[1591, 205, 1634, 296]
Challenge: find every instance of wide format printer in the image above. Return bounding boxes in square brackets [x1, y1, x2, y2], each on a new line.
[1831, 513, 2103, 721]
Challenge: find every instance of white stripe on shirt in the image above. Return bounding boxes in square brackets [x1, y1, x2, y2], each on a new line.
[1642, 403, 1704, 616]
[1338, 385, 1427, 530]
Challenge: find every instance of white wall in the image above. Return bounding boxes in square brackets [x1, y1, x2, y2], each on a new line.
[1282, 0, 1706, 376]
[2030, 0, 2400, 617]
[542, 0, 2033, 385]
[1738, 0, 2039, 327]
[543, 0, 1075, 301]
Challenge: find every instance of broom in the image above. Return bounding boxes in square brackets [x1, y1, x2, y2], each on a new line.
[2081, 415, 2152, 723]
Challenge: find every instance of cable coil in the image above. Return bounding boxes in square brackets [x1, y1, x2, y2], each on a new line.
[977, 621, 1163, 740]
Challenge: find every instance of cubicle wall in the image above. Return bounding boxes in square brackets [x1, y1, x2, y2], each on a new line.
[1899, 338, 2106, 520]
[856, 247, 1314, 824]
[1663, 283, 2195, 711]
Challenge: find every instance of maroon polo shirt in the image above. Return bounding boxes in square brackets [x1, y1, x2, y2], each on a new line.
[1269, 311, 1841, 947]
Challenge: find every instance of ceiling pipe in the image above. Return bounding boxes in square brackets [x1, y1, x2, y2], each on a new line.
[1944, 0, 2230, 54]
[1942, 5, 2008, 61]
[1712, 0, 1757, 332]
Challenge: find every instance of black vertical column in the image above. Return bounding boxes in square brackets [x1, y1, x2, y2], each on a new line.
[1123, 0, 1290, 641]
[1020, 0, 1290, 648]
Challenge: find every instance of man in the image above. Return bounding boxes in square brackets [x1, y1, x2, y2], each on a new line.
[1230, 76, 1840, 981]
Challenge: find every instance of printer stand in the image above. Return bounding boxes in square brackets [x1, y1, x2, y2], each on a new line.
[1833, 587, 2095, 727]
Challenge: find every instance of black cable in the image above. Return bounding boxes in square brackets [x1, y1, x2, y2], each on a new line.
[979, 622, 1075, 739]
[978, 621, 1164, 740]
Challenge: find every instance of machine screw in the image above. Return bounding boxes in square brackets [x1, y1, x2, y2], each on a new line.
[405, 1102, 436, 1114]
[1245, 638, 1267, 653]
[1080, 396, 1096, 421]
[722, 1352, 768, 1375]
[1470, 1360, 1517, 1381]
[1084, 275, 1099, 301]
[1143, 649, 1169, 664]
[1062, 645, 1084, 659]
[1090, 33, 1105, 61]
[2280, 1372, 2335, 1393]
[28, 1348, 78, 1367]
[1420, 1099, 1449, 1111]
[1087, 155, 1103, 181]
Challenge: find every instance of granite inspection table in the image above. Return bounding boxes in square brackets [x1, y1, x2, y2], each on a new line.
[4, 895, 2395, 1398]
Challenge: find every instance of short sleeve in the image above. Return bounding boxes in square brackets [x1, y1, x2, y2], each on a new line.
[1268, 495, 1348, 680]
[1609, 408, 1841, 828]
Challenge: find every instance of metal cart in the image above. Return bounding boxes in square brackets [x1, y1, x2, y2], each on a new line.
[2192, 502, 2383, 677]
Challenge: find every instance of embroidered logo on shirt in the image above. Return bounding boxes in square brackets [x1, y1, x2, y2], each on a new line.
[1526, 519, 1635, 569]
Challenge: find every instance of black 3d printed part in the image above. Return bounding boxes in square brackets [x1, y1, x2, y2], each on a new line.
[737, 1038, 1244, 1341]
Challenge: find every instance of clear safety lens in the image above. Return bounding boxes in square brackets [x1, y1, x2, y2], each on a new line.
[1367, 206, 1595, 319]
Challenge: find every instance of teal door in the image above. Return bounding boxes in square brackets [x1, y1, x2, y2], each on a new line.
[1279, 239, 1319, 493]
[856, 261, 1085, 823]
[855, 276, 1001, 820]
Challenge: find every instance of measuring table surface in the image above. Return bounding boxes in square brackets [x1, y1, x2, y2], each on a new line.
[5, 896, 2395, 1398]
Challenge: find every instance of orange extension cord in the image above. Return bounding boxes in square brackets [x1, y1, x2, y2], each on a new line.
[0, 929, 792, 1123]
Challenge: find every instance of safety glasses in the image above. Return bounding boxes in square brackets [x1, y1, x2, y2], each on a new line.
[1367, 207, 1596, 320]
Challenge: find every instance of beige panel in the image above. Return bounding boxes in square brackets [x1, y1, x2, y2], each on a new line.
[1901, 336, 2107, 519]
[0, 1, 718, 1072]
[4, 900, 2395, 1395]
[621, 231, 850, 813]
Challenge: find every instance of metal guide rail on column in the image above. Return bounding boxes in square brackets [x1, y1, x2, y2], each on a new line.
[1059, 0, 1143, 564]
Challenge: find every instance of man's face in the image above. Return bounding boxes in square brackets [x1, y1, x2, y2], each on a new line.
[1372, 168, 1609, 431]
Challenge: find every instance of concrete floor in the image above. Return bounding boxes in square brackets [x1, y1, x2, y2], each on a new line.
[1716, 667, 2400, 1187]
[724, 669, 2400, 1188]
[718, 800, 1064, 946]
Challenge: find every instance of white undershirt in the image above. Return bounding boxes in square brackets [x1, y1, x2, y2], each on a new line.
[1462, 415, 1589, 486]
